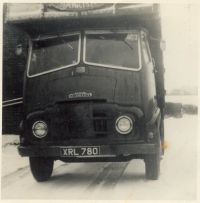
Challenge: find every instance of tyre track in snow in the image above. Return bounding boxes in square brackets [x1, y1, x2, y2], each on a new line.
[101, 162, 129, 188]
[87, 162, 129, 191]
[2, 166, 30, 188]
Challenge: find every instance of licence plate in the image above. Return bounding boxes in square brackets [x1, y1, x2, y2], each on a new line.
[60, 146, 100, 157]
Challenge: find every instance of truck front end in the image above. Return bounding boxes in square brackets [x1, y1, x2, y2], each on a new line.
[8, 3, 164, 181]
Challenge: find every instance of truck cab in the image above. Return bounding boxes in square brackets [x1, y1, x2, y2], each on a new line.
[5, 3, 165, 181]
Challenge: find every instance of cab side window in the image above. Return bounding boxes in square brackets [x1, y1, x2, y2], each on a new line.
[141, 34, 151, 63]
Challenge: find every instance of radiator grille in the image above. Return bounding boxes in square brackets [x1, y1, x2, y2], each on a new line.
[93, 113, 107, 135]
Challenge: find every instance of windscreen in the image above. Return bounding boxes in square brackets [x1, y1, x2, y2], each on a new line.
[84, 32, 140, 70]
[29, 34, 80, 76]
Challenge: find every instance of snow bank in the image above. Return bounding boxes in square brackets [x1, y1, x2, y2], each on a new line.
[2, 135, 28, 177]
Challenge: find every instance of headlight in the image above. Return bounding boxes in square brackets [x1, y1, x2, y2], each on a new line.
[115, 116, 133, 134]
[32, 121, 48, 138]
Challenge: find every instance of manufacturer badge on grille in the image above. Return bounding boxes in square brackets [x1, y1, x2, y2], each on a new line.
[68, 92, 92, 99]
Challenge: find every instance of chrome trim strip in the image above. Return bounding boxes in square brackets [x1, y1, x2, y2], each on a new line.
[3, 101, 23, 107]
[83, 30, 142, 71]
[3, 97, 23, 104]
[27, 32, 81, 78]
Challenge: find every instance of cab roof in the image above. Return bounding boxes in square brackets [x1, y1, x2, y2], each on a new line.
[4, 3, 162, 39]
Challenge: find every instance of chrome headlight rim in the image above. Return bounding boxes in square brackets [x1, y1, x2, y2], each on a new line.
[32, 120, 48, 138]
[115, 115, 133, 135]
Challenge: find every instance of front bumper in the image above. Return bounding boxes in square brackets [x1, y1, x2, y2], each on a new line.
[18, 143, 157, 160]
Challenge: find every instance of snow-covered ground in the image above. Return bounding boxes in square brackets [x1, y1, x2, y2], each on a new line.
[1, 115, 198, 200]
[166, 95, 198, 105]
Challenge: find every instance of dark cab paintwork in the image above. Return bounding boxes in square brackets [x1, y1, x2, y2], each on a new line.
[20, 28, 159, 152]
[17, 13, 165, 166]
[4, 3, 165, 181]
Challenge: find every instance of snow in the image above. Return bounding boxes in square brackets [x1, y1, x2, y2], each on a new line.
[1, 114, 197, 200]
[166, 95, 198, 106]
[2, 135, 28, 177]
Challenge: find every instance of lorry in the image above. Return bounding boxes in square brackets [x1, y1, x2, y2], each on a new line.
[4, 3, 165, 181]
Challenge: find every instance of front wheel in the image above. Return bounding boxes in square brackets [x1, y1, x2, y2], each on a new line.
[29, 157, 54, 182]
[145, 127, 161, 180]
[145, 152, 160, 180]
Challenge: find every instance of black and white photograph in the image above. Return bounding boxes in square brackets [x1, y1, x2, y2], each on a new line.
[1, 2, 199, 200]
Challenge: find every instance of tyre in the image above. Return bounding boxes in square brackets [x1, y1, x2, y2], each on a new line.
[29, 157, 54, 182]
[145, 151, 160, 180]
[145, 128, 161, 180]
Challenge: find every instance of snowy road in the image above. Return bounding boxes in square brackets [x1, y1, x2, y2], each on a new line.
[1, 115, 197, 200]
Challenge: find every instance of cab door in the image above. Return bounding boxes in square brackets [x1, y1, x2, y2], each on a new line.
[140, 31, 157, 121]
